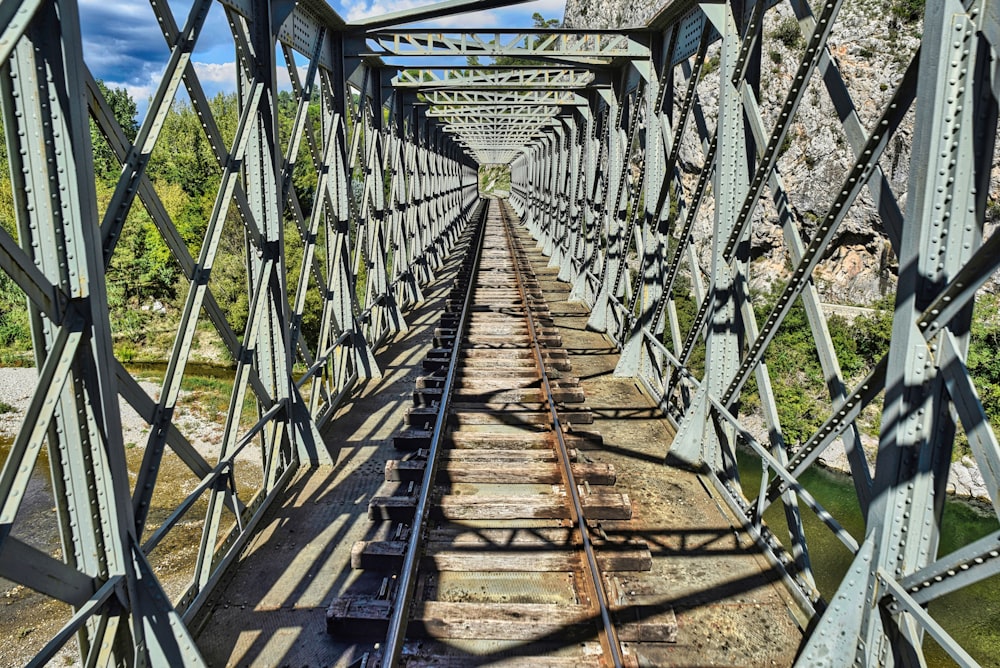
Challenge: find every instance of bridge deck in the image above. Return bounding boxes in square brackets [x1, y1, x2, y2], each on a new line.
[193, 218, 805, 666]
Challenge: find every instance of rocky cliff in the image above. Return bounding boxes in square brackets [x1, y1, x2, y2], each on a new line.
[563, 0, 997, 502]
[564, 0, 1000, 305]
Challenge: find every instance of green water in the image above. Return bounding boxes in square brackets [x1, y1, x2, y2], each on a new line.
[126, 360, 236, 380]
[736, 449, 1000, 666]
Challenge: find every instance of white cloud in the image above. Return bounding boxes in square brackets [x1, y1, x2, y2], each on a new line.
[193, 61, 237, 85]
[191, 61, 309, 94]
[332, 0, 563, 28]
[276, 64, 310, 90]
[525, 0, 566, 17]
[340, 0, 425, 21]
[101, 69, 163, 114]
[421, 9, 504, 29]
[79, 0, 152, 21]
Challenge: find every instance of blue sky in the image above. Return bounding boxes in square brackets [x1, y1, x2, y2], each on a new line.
[79, 0, 566, 118]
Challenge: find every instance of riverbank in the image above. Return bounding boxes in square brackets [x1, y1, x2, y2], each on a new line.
[0, 365, 254, 466]
[738, 413, 993, 505]
[0, 364, 250, 666]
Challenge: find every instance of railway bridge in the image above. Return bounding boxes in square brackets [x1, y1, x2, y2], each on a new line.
[1, 0, 999, 665]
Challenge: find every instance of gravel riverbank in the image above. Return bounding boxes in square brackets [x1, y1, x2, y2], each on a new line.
[0, 366, 240, 465]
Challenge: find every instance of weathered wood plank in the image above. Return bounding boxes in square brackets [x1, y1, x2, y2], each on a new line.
[441, 447, 577, 462]
[447, 431, 599, 450]
[426, 527, 575, 544]
[447, 409, 593, 426]
[416, 386, 585, 404]
[456, 368, 542, 379]
[447, 432, 553, 449]
[368, 495, 416, 521]
[410, 601, 596, 640]
[399, 648, 611, 668]
[351, 536, 649, 572]
[427, 546, 648, 572]
[438, 461, 614, 485]
[434, 491, 630, 520]
[458, 348, 567, 360]
[386, 454, 601, 483]
[394, 429, 432, 451]
[351, 540, 406, 570]
[325, 597, 390, 637]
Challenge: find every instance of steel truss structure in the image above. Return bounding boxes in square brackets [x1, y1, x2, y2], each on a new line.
[1, 0, 1000, 665]
[510, 1, 1000, 665]
[0, 0, 478, 663]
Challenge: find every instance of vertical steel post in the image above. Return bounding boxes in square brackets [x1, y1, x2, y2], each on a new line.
[616, 32, 671, 377]
[390, 98, 425, 309]
[570, 95, 606, 303]
[798, 0, 993, 663]
[559, 111, 585, 284]
[587, 78, 627, 333]
[361, 69, 406, 342]
[0, 1, 204, 662]
[671, 3, 748, 475]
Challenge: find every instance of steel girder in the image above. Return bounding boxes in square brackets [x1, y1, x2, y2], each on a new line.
[393, 67, 596, 89]
[510, 0, 1000, 665]
[422, 89, 583, 106]
[365, 29, 648, 61]
[0, 0, 477, 664]
[5, 0, 1000, 664]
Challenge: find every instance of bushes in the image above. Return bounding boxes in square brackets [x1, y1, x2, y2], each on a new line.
[890, 0, 925, 23]
[770, 16, 802, 50]
[968, 293, 1000, 429]
[0, 259, 30, 351]
[737, 287, 894, 444]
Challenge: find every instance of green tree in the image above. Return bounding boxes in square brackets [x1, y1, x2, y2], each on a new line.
[853, 294, 894, 369]
[968, 292, 1000, 431]
[466, 13, 562, 68]
[91, 80, 139, 184]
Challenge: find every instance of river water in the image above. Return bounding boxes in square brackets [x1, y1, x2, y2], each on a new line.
[736, 449, 1000, 666]
[0, 362, 230, 663]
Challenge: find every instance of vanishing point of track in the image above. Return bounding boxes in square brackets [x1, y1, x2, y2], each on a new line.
[326, 199, 672, 666]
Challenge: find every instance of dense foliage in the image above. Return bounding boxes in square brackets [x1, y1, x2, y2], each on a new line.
[465, 13, 562, 68]
[890, 0, 926, 23]
[479, 165, 511, 194]
[671, 277, 999, 450]
[0, 84, 325, 364]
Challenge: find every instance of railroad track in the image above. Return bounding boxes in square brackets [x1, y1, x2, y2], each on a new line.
[328, 199, 670, 667]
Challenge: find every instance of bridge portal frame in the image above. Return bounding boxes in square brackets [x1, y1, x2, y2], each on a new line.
[3, 0, 1000, 665]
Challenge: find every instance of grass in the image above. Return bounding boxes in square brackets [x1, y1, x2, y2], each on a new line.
[178, 373, 260, 427]
[0, 349, 33, 367]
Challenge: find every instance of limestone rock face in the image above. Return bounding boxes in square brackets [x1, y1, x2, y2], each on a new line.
[948, 457, 991, 502]
[563, 0, 1000, 306]
[563, 0, 661, 29]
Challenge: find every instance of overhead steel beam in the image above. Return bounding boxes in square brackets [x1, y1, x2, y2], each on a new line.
[366, 30, 648, 59]
[420, 89, 584, 106]
[346, 0, 535, 29]
[427, 105, 559, 119]
[392, 68, 597, 89]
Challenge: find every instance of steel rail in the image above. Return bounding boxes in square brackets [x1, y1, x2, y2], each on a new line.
[381, 201, 489, 667]
[498, 200, 625, 668]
